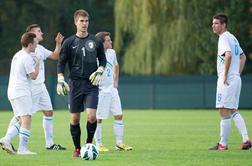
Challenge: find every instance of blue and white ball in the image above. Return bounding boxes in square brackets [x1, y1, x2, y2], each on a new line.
[80, 143, 99, 160]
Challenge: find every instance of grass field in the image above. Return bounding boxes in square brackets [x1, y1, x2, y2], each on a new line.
[0, 110, 252, 166]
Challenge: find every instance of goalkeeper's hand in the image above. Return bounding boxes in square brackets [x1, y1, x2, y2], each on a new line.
[57, 74, 70, 96]
[89, 66, 104, 86]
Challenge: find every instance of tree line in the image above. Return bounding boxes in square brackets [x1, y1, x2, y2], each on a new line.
[0, 0, 251, 76]
[114, 0, 252, 75]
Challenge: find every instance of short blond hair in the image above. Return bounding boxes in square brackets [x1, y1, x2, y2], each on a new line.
[74, 9, 89, 22]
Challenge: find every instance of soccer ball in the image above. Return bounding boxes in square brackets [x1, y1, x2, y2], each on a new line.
[80, 143, 99, 160]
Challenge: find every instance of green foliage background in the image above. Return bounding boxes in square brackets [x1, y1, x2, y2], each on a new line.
[114, 0, 252, 75]
[0, 0, 251, 75]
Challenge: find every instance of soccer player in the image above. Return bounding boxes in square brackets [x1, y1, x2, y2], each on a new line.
[94, 32, 132, 152]
[0, 32, 39, 155]
[209, 13, 251, 150]
[57, 9, 106, 157]
[0, 24, 66, 151]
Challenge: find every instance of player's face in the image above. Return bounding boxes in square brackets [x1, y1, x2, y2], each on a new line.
[30, 38, 38, 52]
[31, 27, 43, 42]
[75, 16, 89, 34]
[103, 36, 112, 49]
[212, 19, 225, 35]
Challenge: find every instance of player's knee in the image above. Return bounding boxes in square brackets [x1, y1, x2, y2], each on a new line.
[87, 114, 96, 123]
[70, 113, 81, 124]
[114, 114, 123, 120]
[43, 110, 53, 116]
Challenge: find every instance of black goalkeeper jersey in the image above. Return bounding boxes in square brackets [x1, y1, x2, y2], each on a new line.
[57, 34, 107, 79]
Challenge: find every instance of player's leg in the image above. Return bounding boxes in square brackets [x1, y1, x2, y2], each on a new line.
[13, 96, 36, 155]
[1, 116, 20, 145]
[86, 108, 97, 143]
[95, 92, 111, 152]
[209, 77, 230, 150]
[0, 116, 20, 154]
[219, 108, 231, 148]
[111, 88, 132, 151]
[39, 86, 66, 150]
[69, 79, 84, 157]
[85, 89, 99, 144]
[230, 76, 251, 149]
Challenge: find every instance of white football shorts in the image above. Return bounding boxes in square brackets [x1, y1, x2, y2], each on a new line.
[10, 96, 33, 117]
[96, 88, 122, 119]
[32, 83, 53, 113]
[216, 75, 241, 109]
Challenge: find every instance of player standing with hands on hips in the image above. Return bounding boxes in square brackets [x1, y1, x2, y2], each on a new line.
[94, 32, 132, 152]
[209, 13, 251, 150]
[57, 9, 106, 157]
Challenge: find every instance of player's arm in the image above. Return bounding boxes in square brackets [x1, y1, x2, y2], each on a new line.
[114, 64, 119, 88]
[224, 51, 231, 85]
[89, 39, 107, 86]
[48, 32, 64, 60]
[239, 53, 246, 74]
[56, 39, 69, 96]
[28, 56, 40, 80]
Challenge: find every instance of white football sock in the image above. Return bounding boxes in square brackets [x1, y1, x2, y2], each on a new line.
[4, 123, 20, 142]
[43, 116, 54, 147]
[219, 117, 231, 146]
[19, 127, 30, 151]
[114, 120, 124, 145]
[95, 123, 102, 146]
[232, 112, 249, 142]
[7, 116, 19, 131]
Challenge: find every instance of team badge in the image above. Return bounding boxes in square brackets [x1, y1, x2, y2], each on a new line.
[85, 40, 96, 52]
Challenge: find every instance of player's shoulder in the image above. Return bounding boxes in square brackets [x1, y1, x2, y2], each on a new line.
[63, 35, 76, 45]
[36, 44, 48, 52]
[106, 48, 116, 55]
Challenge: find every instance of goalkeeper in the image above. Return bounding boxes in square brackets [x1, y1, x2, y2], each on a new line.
[57, 9, 106, 157]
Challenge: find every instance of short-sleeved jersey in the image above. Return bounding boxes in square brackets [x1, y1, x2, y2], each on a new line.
[99, 49, 118, 92]
[31, 44, 52, 85]
[217, 31, 243, 78]
[57, 34, 106, 79]
[8, 49, 35, 100]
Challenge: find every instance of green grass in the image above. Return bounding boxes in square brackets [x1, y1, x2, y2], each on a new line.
[0, 110, 252, 166]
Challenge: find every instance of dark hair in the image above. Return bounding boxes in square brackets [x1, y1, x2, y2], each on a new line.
[213, 13, 228, 26]
[74, 9, 89, 22]
[95, 32, 110, 43]
[20, 32, 36, 47]
[26, 24, 40, 32]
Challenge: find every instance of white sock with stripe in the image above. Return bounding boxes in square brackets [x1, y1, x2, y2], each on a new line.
[4, 123, 20, 142]
[43, 116, 54, 148]
[114, 120, 124, 145]
[19, 127, 30, 151]
[95, 123, 102, 146]
[232, 112, 249, 142]
[219, 117, 231, 146]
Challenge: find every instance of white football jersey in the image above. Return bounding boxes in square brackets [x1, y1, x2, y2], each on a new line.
[8, 49, 35, 100]
[99, 49, 118, 92]
[31, 44, 52, 85]
[217, 31, 243, 78]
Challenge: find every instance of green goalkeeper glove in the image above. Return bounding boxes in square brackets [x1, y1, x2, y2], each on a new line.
[89, 66, 104, 86]
[57, 75, 70, 96]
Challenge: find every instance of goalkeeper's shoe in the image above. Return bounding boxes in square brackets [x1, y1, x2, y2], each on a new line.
[0, 138, 16, 154]
[115, 143, 133, 151]
[72, 148, 81, 157]
[46, 144, 66, 150]
[241, 140, 251, 150]
[97, 144, 109, 152]
[208, 143, 228, 150]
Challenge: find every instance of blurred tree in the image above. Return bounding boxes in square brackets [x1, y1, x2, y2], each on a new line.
[0, 0, 114, 75]
[114, 0, 252, 75]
